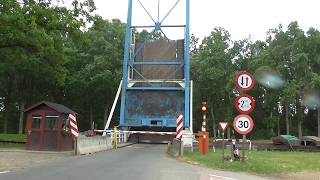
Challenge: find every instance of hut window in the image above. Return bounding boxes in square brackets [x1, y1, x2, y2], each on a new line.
[32, 116, 42, 129]
[45, 116, 58, 130]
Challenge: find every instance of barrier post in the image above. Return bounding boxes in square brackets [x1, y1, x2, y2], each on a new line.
[222, 132, 225, 162]
[114, 126, 118, 149]
[74, 138, 78, 155]
[176, 115, 184, 140]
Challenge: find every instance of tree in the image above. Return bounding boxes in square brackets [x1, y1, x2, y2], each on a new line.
[192, 27, 237, 137]
[252, 22, 311, 136]
[65, 17, 125, 129]
[0, 0, 95, 133]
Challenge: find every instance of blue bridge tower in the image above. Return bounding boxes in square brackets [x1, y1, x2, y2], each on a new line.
[120, 0, 191, 130]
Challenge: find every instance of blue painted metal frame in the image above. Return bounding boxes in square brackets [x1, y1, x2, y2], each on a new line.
[120, 0, 190, 129]
[130, 61, 182, 65]
[127, 87, 183, 90]
[119, 0, 133, 126]
[184, 0, 191, 129]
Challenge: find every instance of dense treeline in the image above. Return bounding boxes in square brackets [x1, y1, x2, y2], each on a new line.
[192, 25, 320, 138]
[0, 0, 123, 132]
[1, 0, 319, 139]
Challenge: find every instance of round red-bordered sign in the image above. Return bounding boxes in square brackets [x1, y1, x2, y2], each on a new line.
[233, 114, 254, 135]
[235, 71, 255, 92]
[234, 94, 255, 114]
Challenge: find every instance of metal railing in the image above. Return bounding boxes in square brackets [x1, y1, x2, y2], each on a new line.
[214, 138, 252, 150]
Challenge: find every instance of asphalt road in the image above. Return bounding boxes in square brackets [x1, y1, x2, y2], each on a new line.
[0, 144, 273, 180]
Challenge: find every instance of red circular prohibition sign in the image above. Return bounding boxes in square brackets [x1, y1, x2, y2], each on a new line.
[235, 71, 255, 92]
[234, 94, 255, 114]
[233, 114, 254, 135]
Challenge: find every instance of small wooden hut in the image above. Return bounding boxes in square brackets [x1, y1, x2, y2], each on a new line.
[25, 101, 76, 151]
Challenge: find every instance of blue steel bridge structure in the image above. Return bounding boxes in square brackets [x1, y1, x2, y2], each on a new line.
[119, 0, 191, 131]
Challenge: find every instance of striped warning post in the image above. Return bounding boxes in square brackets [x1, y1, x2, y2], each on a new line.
[176, 114, 183, 139]
[69, 114, 78, 139]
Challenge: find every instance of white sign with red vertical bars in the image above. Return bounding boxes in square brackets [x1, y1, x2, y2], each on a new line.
[69, 114, 78, 139]
[176, 114, 183, 139]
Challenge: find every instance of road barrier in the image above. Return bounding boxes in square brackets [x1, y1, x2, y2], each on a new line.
[95, 129, 130, 144]
[214, 139, 252, 150]
[168, 138, 183, 157]
[76, 135, 112, 155]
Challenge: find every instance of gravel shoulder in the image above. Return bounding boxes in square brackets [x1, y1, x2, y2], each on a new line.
[0, 150, 73, 171]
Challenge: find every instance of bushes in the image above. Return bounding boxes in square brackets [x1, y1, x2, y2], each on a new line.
[0, 134, 27, 142]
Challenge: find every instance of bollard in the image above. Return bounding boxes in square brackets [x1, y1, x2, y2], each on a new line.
[114, 126, 118, 149]
[198, 131, 209, 155]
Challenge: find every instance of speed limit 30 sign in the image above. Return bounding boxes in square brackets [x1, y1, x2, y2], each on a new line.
[233, 114, 254, 135]
[235, 71, 255, 91]
[235, 94, 255, 114]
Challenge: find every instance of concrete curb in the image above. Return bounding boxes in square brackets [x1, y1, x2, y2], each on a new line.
[0, 142, 137, 156]
[0, 149, 74, 155]
[117, 142, 136, 148]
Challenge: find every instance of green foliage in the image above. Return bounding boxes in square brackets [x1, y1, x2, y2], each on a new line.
[65, 17, 125, 129]
[0, 143, 25, 149]
[0, 134, 27, 142]
[0, 0, 93, 133]
[1, 0, 320, 138]
[191, 21, 320, 137]
[192, 27, 236, 131]
[252, 129, 276, 140]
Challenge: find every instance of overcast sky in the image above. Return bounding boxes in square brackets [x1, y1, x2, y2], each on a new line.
[92, 0, 320, 41]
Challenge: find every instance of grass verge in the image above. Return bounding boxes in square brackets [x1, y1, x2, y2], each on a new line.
[182, 150, 320, 175]
[0, 143, 25, 149]
[0, 134, 27, 142]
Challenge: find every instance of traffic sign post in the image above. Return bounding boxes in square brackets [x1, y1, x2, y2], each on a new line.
[235, 71, 255, 92]
[233, 114, 254, 161]
[219, 122, 229, 163]
[201, 102, 207, 132]
[235, 94, 255, 114]
[242, 135, 246, 162]
[233, 71, 255, 162]
[222, 131, 225, 163]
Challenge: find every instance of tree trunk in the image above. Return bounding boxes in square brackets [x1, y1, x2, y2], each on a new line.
[285, 104, 290, 135]
[318, 108, 320, 137]
[18, 101, 25, 134]
[209, 108, 216, 138]
[103, 104, 110, 128]
[3, 97, 10, 134]
[90, 105, 93, 129]
[296, 99, 303, 139]
[3, 115, 8, 133]
[227, 127, 231, 139]
[3, 80, 12, 133]
[270, 111, 274, 135]
[298, 121, 302, 138]
[277, 117, 280, 136]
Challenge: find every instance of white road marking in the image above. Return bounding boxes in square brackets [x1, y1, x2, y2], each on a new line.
[208, 174, 238, 180]
[0, 171, 10, 174]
